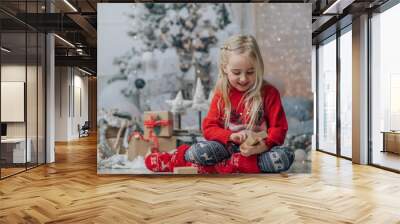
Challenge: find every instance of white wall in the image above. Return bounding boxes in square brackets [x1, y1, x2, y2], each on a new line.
[55, 67, 69, 141]
[1, 82, 25, 122]
[55, 67, 89, 141]
[1, 65, 38, 137]
[1, 64, 26, 81]
[71, 73, 89, 138]
[1, 66, 26, 137]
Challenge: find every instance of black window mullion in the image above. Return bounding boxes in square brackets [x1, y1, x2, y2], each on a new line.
[36, 0, 39, 168]
[336, 28, 341, 157]
[44, 31, 47, 164]
[43, 0, 48, 165]
[367, 11, 373, 165]
[73, 68, 75, 118]
[316, 44, 319, 151]
[25, 0, 28, 171]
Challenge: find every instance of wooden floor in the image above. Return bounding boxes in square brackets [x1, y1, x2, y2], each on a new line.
[0, 167, 26, 178]
[372, 150, 400, 171]
[1, 135, 400, 223]
[1, 163, 44, 178]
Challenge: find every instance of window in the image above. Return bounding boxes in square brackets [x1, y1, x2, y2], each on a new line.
[317, 35, 337, 154]
[371, 2, 400, 171]
[339, 27, 352, 158]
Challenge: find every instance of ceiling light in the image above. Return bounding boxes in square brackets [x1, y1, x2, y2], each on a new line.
[323, 0, 341, 14]
[78, 67, 92, 76]
[1, 47, 11, 53]
[76, 48, 85, 55]
[54, 34, 75, 48]
[322, 0, 355, 15]
[63, 0, 78, 12]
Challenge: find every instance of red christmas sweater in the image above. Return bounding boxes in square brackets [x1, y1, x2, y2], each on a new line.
[202, 82, 288, 150]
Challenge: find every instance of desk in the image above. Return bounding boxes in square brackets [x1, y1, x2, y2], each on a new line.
[382, 131, 400, 154]
[1, 138, 31, 163]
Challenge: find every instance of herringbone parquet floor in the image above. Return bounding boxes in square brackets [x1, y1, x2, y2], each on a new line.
[1, 134, 400, 223]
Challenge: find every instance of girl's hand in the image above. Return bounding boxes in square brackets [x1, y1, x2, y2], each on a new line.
[240, 137, 267, 157]
[229, 131, 248, 144]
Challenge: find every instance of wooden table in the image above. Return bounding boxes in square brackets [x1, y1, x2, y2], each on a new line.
[381, 131, 400, 154]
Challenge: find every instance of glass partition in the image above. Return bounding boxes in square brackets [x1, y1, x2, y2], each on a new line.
[339, 27, 352, 158]
[0, 1, 46, 179]
[27, 30, 38, 169]
[317, 35, 337, 155]
[38, 32, 45, 165]
[1, 30, 28, 178]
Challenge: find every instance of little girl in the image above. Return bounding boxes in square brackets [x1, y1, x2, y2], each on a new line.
[145, 34, 294, 173]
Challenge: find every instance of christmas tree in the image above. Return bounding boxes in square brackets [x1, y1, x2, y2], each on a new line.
[110, 3, 233, 103]
[192, 78, 208, 111]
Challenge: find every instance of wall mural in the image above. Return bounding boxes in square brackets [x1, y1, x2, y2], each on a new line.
[97, 3, 312, 174]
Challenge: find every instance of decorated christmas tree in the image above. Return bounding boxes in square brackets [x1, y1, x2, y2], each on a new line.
[110, 3, 233, 106]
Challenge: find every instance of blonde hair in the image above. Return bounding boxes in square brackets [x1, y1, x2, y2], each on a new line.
[215, 34, 264, 130]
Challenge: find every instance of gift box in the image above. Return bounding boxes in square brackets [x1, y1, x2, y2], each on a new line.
[143, 111, 173, 138]
[242, 131, 267, 146]
[127, 136, 177, 161]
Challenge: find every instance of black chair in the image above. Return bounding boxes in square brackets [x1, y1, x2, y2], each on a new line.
[79, 121, 90, 138]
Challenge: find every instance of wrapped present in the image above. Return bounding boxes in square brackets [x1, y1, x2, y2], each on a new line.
[127, 134, 177, 161]
[127, 137, 150, 161]
[174, 167, 198, 174]
[143, 111, 173, 137]
[241, 131, 267, 147]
